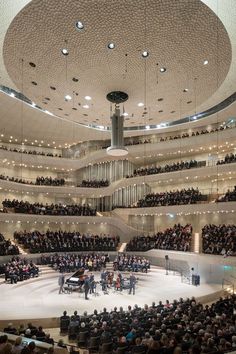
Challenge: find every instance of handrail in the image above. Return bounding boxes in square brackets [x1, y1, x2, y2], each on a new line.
[222, 278, 234, 294]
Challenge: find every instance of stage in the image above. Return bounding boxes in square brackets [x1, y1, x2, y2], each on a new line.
[0, 265, 222, 322]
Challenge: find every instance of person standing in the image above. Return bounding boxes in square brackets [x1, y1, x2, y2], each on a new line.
[129, 273, 136, 295]
[84, 275, 90, 300]
[58, 272, 65, 294]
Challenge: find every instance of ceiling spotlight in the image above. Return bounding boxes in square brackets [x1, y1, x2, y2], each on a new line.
[85, 96, 91, 100]
[123, 112, 128, 116]
[108, 42, 115, 49]
[61, 48, 69, 56]
[65, 95, 72, 101]
[203, 60, 209, 65]
[142, 51, 149, 58]
[75, 20, 84, 31]
[83, 104, 89, 109]
[160, 67, 166, 73]
[138, 102, 144, 107]
[183, 88, 188, 92]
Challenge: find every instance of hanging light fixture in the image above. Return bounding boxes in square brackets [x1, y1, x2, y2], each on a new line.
[106, 91, 128, 156]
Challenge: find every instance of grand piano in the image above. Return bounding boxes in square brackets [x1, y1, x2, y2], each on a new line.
[65, 268, 85, 292]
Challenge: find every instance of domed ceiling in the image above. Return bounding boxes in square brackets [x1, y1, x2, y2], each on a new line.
[3, 0, 232, 129]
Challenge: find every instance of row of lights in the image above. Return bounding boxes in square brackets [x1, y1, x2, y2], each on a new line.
[4, 220, 108, 225]
[0, 125, 234, 163]
[134, 209, 235, 217]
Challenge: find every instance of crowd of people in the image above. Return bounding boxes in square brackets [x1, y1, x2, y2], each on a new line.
[136, 188, 205, 208]
[0, 233, 19, 256]
[13, 230, 120, 253]
[126, 224, 192, 252]
[202, 224, 236, 256]
[217, 153, 236, 165]
[0, 174, 66, 186]
[122, 125, 230, 147]
[113, 254, 151, 272]
[0, 144, 62, 158]
[1, 257, 39, 284]
[126, 160, 200, 178]
[35, 176, 65, 186]
[1, 322, 55, 344]
[216, 186, 236, 202]
[57, 294, 236, 353]
[2, 199, 97, 216]
[78, 179, 109, 188]
[41, 253, 110, 272]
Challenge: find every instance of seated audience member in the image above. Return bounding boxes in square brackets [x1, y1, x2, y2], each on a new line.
[11, 337, 24, 354]
[217, 153, 236, 165]
[136, 188, 205, 208]
[35, 176, 65, 186]
[3, 323, 17, 335]
[2, 199, 96, 216]
[126, 159, 199, 178]
[56, 294, 236, 353]
[14, 230, 119, 253]
[126, 224, 192, 252]
[42, 253, 110, 273]
[3, 257, 39, 284]
[78, 179, 109, 188]
[0, 233, 19, 256]
[113, 254, 150, 272]
[202, 224, 236, 256]
[216, 186, 236, 203]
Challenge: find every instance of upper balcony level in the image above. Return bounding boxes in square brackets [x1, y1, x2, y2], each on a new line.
[0, 123, 235, 171]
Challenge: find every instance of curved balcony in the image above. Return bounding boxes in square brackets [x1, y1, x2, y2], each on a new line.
[0, 126, 235, 169]
[0, 162, 235, 198]
[0, 213, 139, 241]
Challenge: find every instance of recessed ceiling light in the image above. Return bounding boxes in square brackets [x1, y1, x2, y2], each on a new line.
[142, 51, 149, 58]
[138, 102, 144, 107]
[85, 96, 91, 100]
[160, 67, 166, 73]
[203, 60, 208, 65]
[83, 104, 89, 109]
[61, 48, 69, 56]
[108, 42, 115, 49]
[183, 88, 188, 92]
[75, 20, 84, 31]
[123, 112, 128, 116]
[65, 94, 72, 101]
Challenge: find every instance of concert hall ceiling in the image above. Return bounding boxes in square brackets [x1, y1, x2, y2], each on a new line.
[0, 0, 236, 143]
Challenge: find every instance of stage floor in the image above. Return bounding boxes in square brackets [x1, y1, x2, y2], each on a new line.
[0, 265, 221, 320]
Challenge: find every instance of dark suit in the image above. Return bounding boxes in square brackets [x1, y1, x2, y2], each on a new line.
[84, 277, 90, 299]
[129, 274, 136, 295]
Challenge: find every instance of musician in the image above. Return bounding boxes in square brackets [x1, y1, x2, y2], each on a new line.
[58, 272, 65, 294]
[84, 275, 90, 300]
[115, 272, 123, 291]
[89, 273, 95, 294]
[101, 270, 108, 292]
[108, 271, 114, 287]
[129, 273, 136, 295]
